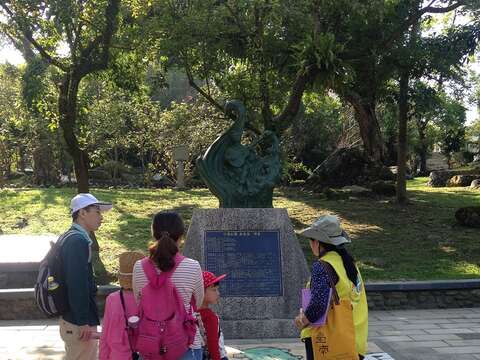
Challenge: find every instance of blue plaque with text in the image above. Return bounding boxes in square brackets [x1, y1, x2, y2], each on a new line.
[204, 230, 282, 297]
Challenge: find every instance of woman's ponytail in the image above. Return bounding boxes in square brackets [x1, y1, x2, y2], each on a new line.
[336, 246, 358, 285]
[321, 242, 359, 285]
[149, 232, 178, 271]
[149, 212, 185, 272]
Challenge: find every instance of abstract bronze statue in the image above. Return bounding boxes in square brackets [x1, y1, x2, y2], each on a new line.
[197, 100, 281, 208]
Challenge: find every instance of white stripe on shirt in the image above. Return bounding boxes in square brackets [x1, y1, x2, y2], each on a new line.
[132, 256, 204, 349]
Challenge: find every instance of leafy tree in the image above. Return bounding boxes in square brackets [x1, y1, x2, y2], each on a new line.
[0, 63, 28, 184]
[76, 73, 229, 184]
[79, 76, 160, 179]
[0, 0, 122, 192]
[21, 57, 62, 185]
[281, 92, 346, 169]
[338, 0, 479, 164]
[466, 118, 480, 156]
[154, 94, 230, 180]
[134, 0, 476, 167]
[407, 82, 445, 175]
[437, 94, 467, 167]
[138, 0, 317, 133]
[390, 5, 480, 203]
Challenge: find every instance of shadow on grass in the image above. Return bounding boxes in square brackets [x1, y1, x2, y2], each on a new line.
[0, 188, 73, 222]
[276, 185, 480, 281]
[3, 185, 478, 282]
[408, 189, 480, 209]
[92, 187, 212, 203]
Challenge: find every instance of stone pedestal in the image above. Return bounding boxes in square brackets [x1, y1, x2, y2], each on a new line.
[184, 208, 309, 339]
[172, 145, 188, 189]
[175, 161, 185, 189]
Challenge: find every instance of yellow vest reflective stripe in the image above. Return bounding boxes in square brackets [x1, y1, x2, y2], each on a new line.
[300, 252, 369, 356]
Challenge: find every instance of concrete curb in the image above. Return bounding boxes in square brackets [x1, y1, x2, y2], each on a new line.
[1, 280, 480, 320]
[365, 279, 480, 291]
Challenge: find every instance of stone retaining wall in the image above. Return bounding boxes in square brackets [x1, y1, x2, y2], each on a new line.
[1, 280, 480, 320]
[366, 280, 480, 309]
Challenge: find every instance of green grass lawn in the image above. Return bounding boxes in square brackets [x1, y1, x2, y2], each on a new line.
[0, 178, 479, 283]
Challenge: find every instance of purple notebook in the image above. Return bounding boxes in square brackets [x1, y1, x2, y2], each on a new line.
[301, 287, 332, 326]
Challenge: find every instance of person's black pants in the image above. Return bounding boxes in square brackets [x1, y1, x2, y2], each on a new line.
[304, 337, 364, 360]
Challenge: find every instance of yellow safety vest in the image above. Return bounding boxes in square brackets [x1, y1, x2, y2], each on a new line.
[300, 251, 368, 356]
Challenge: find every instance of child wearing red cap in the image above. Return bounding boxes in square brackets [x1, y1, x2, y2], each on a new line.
[198, 271, 228, 360]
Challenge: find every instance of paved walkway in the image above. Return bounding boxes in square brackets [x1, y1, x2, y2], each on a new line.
[2, 308, 480, 359]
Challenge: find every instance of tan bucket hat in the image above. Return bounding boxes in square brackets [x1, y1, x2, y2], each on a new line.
[299, 214, 351, 246]
[118, 251, 145, 289]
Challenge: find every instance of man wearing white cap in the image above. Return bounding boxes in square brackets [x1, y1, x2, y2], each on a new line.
[59, 193, 112, 360]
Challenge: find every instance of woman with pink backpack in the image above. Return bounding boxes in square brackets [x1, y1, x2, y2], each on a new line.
[132, 211, 204, 360]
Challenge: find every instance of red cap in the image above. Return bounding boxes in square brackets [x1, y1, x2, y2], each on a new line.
[202, 271, 227, 288]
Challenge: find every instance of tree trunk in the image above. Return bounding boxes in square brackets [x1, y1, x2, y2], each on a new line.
[397, 71, 409, 205]
[141, 151, 145, 186]
[58, 73, 90, 193]
[0, 142, 9, 186]
[17, 145, 27, 172]
[347, 96, 385, 163]
[418, 140, 428, 176]
[113, 145, 118, 185]
[59, 76, 97, 248]
[418, 146, 428, 175]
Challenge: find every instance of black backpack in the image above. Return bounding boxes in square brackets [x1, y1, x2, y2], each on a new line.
[34, 230, 79, 317]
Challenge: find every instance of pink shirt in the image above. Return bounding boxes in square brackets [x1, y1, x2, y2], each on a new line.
[99, 290, 137, 360]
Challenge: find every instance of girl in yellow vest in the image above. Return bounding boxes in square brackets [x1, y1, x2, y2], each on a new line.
[294, 215, 368, 360]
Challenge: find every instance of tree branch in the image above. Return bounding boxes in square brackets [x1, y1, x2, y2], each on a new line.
[274, 65, 319, 134]
[224, 2, 250, 36]
[72, 2, 85, 64]
[254, 3, 273, 130]
[76, 0, 120, 78]
[422, 1, 467, 14]
[1, 30, 35, 61]
[182, 54, 225, 114]
[0, 3, 67, 71]
[380, 0, 467, 50]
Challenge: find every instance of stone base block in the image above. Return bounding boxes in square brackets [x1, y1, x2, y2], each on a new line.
[184, 208, 310, 339]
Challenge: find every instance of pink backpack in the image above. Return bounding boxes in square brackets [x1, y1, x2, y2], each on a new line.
[135, 255, 197, 360]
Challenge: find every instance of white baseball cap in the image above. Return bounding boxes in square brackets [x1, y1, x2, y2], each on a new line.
[299, 215, 351, 246]
[70, 193, 113, 213]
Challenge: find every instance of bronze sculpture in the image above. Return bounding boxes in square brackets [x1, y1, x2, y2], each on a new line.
[197, 100, 281, 208]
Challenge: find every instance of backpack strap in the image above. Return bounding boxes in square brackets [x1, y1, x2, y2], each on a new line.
[141, 253, 186, 288]
[119, 289, 129, 329]
[46, 230, 82, 268]
[55, 229, 81, 249]
[119, 289, 135, 354]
